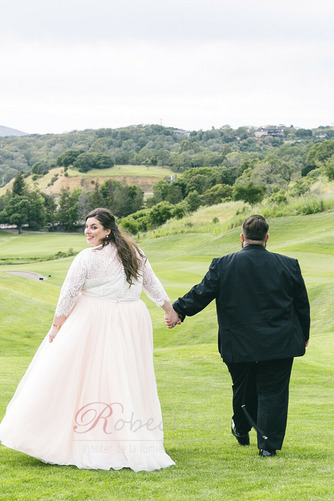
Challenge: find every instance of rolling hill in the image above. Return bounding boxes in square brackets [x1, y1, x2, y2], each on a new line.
[0, 204, 334, 499]
[0, 164, 175, 196]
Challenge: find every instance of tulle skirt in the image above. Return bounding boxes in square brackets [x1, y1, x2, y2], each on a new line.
[0, 295, 175, 472]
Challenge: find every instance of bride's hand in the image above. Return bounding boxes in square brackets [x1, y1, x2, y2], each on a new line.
[48, 325, 60, 343]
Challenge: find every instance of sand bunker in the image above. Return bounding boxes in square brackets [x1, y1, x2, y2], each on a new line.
[4, 271, 48, 281]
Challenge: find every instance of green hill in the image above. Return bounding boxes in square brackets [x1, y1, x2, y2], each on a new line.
[1, 123, 333, 189]
[1, 204, 334, 351]
[0, 164, 175, 197]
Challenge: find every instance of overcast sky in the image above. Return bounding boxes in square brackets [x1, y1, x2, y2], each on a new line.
[1, 0, 333, 134]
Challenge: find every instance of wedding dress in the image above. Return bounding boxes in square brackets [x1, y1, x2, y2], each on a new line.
[0, 244, 175, 472]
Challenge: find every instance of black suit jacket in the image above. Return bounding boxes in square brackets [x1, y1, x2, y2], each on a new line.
[173, 245, 310, 363]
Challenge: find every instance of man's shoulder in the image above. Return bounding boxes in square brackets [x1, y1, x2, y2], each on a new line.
[263, 250, 300, 273]
[214, 248, 297, 264]
[267, 250, 297, 263]
[212, 251, 240, 266]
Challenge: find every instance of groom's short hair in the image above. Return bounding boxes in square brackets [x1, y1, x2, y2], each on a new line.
[242, 215, 269, 241]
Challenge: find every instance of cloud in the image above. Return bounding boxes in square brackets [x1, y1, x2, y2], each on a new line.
[1, 0, 333, 44]
[0, 0, 333, 133]
[1, 37, 333, 133]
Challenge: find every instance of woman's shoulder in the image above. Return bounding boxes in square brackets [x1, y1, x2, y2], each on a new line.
[72, 246, 101, 263]
[90, 243, 118, 259]
[77, 246, 95, 257]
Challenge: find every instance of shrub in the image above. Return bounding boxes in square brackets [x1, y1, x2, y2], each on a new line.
[120, 217, 138, 235]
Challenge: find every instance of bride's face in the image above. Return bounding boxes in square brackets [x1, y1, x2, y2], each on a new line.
[85, 217, 111, 246]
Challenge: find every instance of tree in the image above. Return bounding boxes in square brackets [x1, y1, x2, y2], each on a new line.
[121, 208, 151, 233]
[77, 190, 92, 222]
[295, 128, 312, 138]
[41, 193, 57, 229]
[235, 155, 292, 191]
[1, 196, 30, 233]
[73, 153, 95, 173]
[324, 155, 334, 181]
[288, 178, 311, 197]
[57, 187, 82, 230]
[120, 216, 139, 235]
[27, 189, 46, 229]
[168, 180, 187, 204]
[73, 153, 114, 173]
[57, 150, 85, 167]
[94, 154, 114, 170]
[268, 189, 288, 205]
[100, 179, 123, 215]
[154, 148, 171, 166]
[115, 151, 131, 164]
[304, 139, 334, 176]
[135, 147, 154, 165]
[121, 185, 144, 217]
[185, 174, 210, 195]
[146, 180, 170, 207]
[218, 166, 242, 186]
[131, 209, 151, 232]
[90, 182, 105, 209]
[203, 184, 232, 205]
[12, 173, 26, 196]
[149, 201, 174, 227]
[184, 190, 202, 212]
[172, 201, 188, 219]
[31, 162, 49, 176]
[233, 182, 266, 205]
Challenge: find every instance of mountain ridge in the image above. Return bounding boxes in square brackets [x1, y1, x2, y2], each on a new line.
[0, 125, 28, 137]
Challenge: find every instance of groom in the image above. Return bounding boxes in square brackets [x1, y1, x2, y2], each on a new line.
[165, 215, 310, 457]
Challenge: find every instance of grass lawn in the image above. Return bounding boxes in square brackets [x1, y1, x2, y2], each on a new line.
[0, 230, 86, 261]
[0, 211, 334, 500]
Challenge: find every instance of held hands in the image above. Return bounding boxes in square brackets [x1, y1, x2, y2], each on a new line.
[164, 308, 182, 329]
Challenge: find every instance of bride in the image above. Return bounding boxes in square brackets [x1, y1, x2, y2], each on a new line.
[0, 208, 176, 472]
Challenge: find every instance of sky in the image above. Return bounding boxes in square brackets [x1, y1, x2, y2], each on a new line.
[0, 0, 333, 135]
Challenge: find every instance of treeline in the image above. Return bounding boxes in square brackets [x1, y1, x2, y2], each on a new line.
[1, 124, 334, 186]
[0, 175, 144, 233]
[113, 138, 334, 234]
[0, 166, 265, 234]
[2, 139, 333, 235]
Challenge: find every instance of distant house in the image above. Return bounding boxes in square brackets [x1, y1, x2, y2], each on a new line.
[174, 129, 191, 137]
[254, 126, 285, 138]
[315, 133, 327, 139]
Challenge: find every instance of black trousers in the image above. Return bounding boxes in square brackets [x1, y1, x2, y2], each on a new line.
[226, 358, 293, 451]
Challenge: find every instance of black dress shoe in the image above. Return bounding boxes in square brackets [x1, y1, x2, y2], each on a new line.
[231, 419, 250, 446]
[259, 449, 276, 457]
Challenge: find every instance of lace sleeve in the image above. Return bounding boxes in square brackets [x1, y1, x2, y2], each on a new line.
[142, 257, 170, 307]
[54, 250, 89, 317]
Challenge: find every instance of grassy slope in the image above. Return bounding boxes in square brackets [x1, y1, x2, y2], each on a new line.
[0, 207, 334, 500]
[0, 164, 174, 196]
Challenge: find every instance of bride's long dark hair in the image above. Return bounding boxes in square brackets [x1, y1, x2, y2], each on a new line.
[85, 208, 145, 285]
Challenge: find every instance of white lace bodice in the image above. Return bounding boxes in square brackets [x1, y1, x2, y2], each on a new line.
[55, 244, 170, 317]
